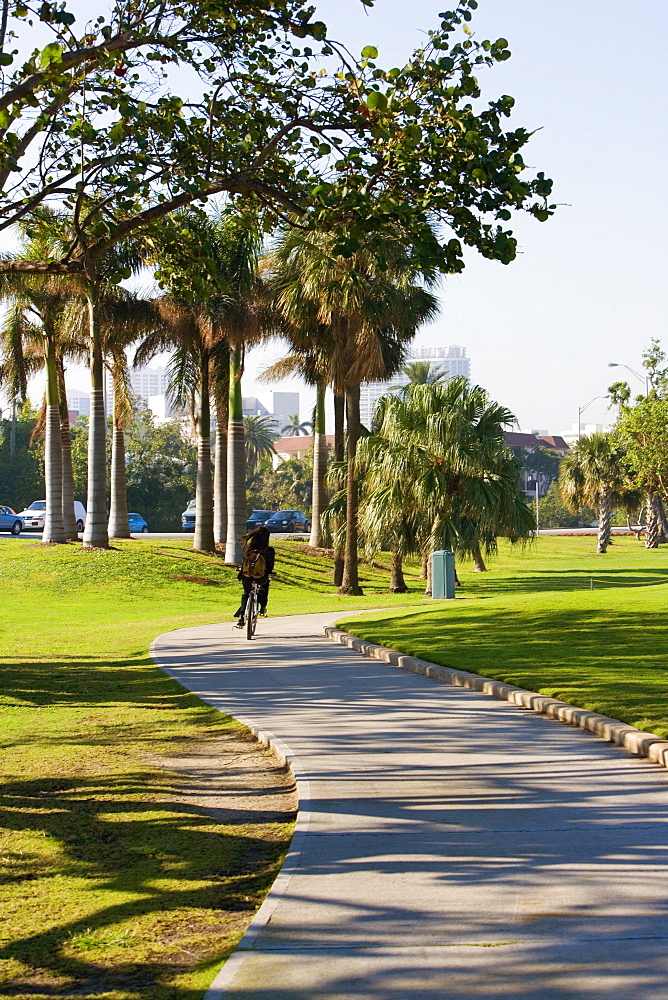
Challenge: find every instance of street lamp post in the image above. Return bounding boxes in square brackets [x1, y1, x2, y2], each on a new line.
[578, 395, 608, 440]
[607, 362, 650, 395]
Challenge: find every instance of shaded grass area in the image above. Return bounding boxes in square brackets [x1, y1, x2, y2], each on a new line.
[0, 537, 427, 1000]
[338, 536, 668, 739]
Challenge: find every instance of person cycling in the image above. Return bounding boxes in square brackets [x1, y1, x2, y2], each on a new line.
[233, 525, 275, 629]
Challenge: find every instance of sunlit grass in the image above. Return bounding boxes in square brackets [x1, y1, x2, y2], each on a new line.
[338, 535, 668, 738]
[0, 536, 428, 1000]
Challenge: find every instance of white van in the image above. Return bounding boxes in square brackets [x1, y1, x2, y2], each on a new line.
[18, 500, 87, 533]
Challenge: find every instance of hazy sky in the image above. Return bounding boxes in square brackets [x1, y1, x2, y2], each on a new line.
[14, 1, 668, 435]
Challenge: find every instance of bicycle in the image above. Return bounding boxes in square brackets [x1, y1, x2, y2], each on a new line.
[245, 579, 260, 640]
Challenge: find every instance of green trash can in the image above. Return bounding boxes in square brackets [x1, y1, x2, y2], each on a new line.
[432, 550, 455, 599]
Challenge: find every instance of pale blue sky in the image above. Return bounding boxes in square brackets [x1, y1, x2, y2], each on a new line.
[248, 0, 668, 433]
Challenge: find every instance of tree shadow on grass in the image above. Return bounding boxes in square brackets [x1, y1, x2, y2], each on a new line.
[0, 759, 294, 999]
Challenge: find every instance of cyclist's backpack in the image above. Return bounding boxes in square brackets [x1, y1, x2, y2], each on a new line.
[242, 550, 266, 579]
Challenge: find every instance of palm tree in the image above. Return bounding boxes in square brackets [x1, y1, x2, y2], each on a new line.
[401, 360, 449, 386]
[266, 229, 439, 594]
[0, 229, 84, 543]
[559, 433, 629, 554]
[281, 413, 312, 436]
[67, 290, 161, 540]
[244, 414, 277, 473]
[361, 380, 530, 590]
[141, 209, 267, 560]
[261, 346, 330, 547]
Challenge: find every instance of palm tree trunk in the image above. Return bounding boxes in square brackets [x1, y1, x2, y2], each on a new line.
[472, 538, 487, 572]
[194, 349, 215, 552]
[420, 552, 428, 580]
[656, 497, 668, 544]
[309, 382, 328, 548]
[57, 358, 78, 540]
[340, 383, 363, 595]
[333, 390, 345, 585]
[214, 395, 228, 547]
[424, 552, 432, 597]
[390, 549, 407, 593]
[42, 334, 66, 544]
[646, 491, 660, 549]
[597, 488, 612, 554]
[225, 343, 246, 566]
[108, 421, 131, 538]
[82, 285, 109, 549]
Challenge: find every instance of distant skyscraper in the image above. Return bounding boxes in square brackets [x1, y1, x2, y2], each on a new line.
[359, 345, 471, 428]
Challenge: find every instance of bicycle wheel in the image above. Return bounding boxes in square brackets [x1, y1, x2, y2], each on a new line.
[246, 587, 258, 639]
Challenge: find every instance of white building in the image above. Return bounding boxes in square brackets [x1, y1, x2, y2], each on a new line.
[66, 389, 90, 417]
[359, 345, 471, 429]
[130, 365, 168, 404]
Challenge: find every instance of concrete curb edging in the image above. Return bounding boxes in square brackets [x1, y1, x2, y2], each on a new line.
[149, 637, 311, 1000]
[323, 626, 668, 769]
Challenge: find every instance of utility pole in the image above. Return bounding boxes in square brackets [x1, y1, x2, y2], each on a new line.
[9, 400, 16, 460]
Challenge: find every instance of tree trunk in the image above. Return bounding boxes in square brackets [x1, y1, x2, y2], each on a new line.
[420, 551, 428, 580]
[424, 552, 432, 597]
[472, 538, 487, 572]
[42, 334, 66, 544]
[225, 343, 246, 566]
[597, 487, 612, 554]
[57, 358, 78, 540]
[309, 382, 328, 548]
[339, 383, 363, 595]
[214, 394, 228, 547]
[656, 496, 668, 544]
[646, 492, 660, 549]
[390, 549, 407, 593]
[82, 285, 109, 549]
[333, 390, 345, 586]
[108, 422, 131, 538]
[194, 350, 215, 552]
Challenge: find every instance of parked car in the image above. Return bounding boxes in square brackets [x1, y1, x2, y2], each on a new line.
[264, 509, 311, 533]
[0, 505, 23, 535]
[246, 509, 274, 531]
[128, 513, 149, 533]
[181, 499, 195, 532]
[18, 500, 86, 532]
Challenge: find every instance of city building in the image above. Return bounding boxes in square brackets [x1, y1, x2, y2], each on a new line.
[359, 345, 471, 428]
[66, 389, 90, 417]
[242, 391, 301, 434]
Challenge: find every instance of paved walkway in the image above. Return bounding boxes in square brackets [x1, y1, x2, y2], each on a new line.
[152, 613, 668, 1000]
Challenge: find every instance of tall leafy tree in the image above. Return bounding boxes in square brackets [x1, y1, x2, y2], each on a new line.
[609, 340, 668, 548]
[0, 2, 553, 301]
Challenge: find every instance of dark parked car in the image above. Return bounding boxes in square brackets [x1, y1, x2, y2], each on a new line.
[181, 499, 195, 532]
[264, 509, 311, 533]
[246, 510, 274, 531]
[0, 505, 22, 535]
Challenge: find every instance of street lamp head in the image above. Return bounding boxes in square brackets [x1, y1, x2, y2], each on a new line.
[608, 363, 618, 367]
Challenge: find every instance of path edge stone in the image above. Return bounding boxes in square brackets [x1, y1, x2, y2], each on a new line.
[323, 626, 668, 769]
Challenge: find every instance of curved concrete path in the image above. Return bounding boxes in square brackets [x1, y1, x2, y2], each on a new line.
[152, 613, 668, 1000]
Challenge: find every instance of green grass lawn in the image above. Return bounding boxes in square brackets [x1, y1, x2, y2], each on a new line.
[0, 537, 427, 1000]
[338, 535, 668, 739]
